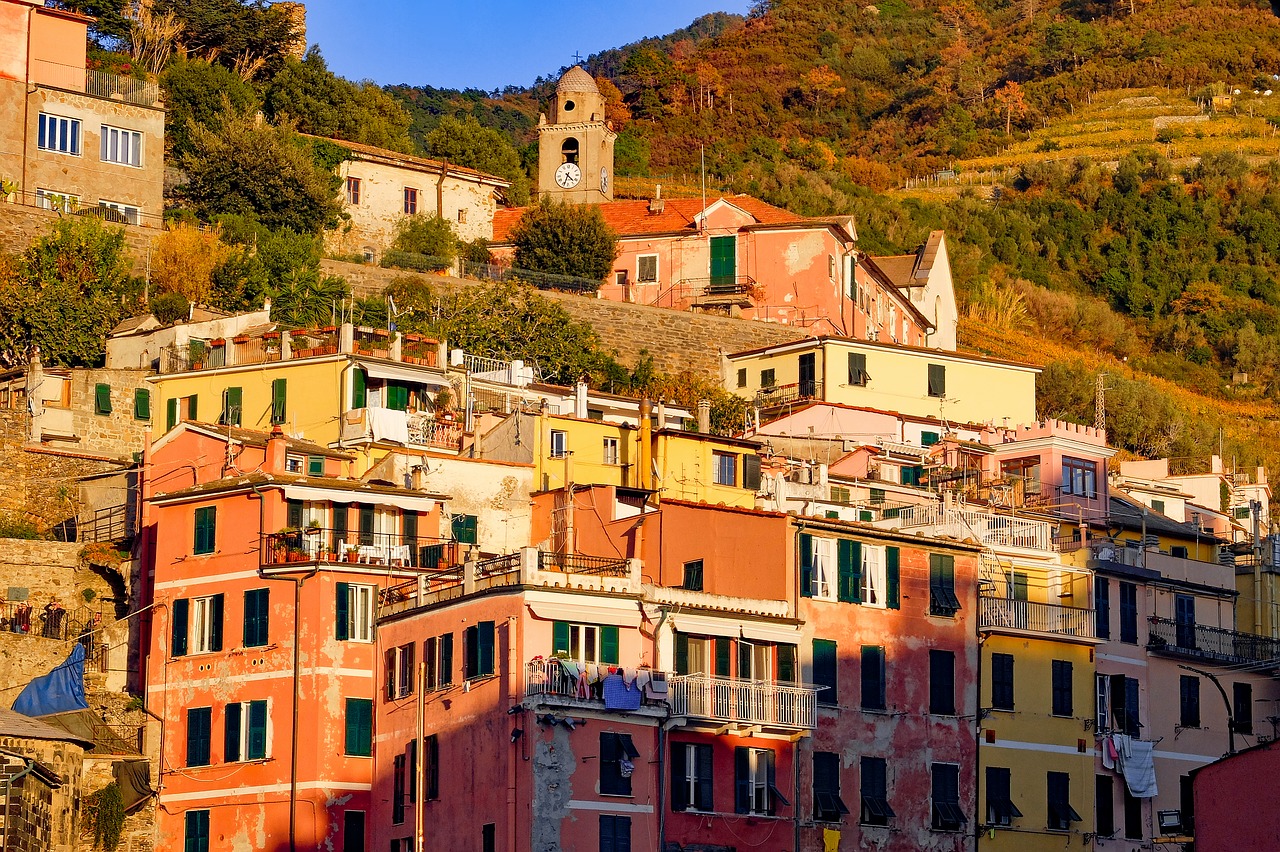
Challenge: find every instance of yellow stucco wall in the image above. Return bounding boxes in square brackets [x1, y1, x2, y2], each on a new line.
[655, 432, 757, 507]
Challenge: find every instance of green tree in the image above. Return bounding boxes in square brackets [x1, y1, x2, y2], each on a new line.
[160, 57, 261, 158]
[423, 115, 531, 205]
[209, 216, 329, 314]
[388, 215, 458, 262]
[180, 106, 345, 234]
[0, 219, 142, 367]
[510, 200, 618, 283]
[153, 0, 302, 80]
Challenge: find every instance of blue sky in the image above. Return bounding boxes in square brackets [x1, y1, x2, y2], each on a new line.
[300, 1, 752, 90]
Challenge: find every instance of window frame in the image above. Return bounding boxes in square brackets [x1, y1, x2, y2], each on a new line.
[1051, 659, 1074, 717]
[860, 645, 885, 711]
[602, 436, 619, 465]
[346, 176, 361, 206]
[344, 697, 373, 757]
[224, 698, 268, 762]
[38, 113, 81, 156]
[193, 506, 217, 555]
[464, 620, 496, 680]
[813, 750, 850, 823]
[990, 652, 1015, 711]
[712, 451, 738, 487]
[929, 649, 955, 716]
[403, 186, 418, 215]
[600, 731, 639, 797]
[928, 554, 961, 616]
[986, 766, 1022, 827]
[861, 544, 887, 607]
[637, 253, 659, 283]
[860, 756, 894, 826]
[242, 587, 269, 648]
[1062, 457, 1098, 498]
[189, 593, 223, 655]
[1179, 674, 1201, 728]
[1119, 581, 1138, 643]
[671, 741, 713, 812]
[813, 638, 838, 706]
[186, 706, 212, 767]
[1047, 771, 1082, 831]
[184, 809, 210, 852]
[336, 582, 376, 643]
[930, 762, 965, 831]
[100, 124, 142, 167]
[549, 429, 568, 459]
[682, 559, 704, 592]
[735, 746, 787, 816]
[927, 363, 946, 398]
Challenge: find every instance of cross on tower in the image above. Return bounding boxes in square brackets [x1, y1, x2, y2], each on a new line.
[572, 51, 584, 64]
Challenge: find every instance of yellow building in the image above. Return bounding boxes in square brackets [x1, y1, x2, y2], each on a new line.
[723, 336, 1039, 426]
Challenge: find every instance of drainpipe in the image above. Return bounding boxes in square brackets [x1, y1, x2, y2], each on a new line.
[436, 162, 447, 219]
[20, 5, 33, 203]
[0, 750, 35, 852]
[1252, 500, 1263, 633]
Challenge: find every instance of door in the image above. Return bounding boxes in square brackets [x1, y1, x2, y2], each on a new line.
[709, 236, 736, 291]
[1175, 594, 1196, 649]
[799, 353, 817, 398]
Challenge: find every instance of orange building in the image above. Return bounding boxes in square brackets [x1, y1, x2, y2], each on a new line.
[140, 423, 450, 852]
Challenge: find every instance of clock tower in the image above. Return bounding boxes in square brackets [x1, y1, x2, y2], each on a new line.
[537, 66, 615, 204]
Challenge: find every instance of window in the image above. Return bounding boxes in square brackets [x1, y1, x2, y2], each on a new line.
[1151, 498, 1166, 515]
[451, 513, 478, 544]
[1179, 774, 1195, 835]
[184, 810, 210, 852]
[813, 639, 838, 705]
[1234, 682, 1253, 734]
[346, 177, 361, 205]
[403, 187, 418, 215]
[1096, 775, 1115, 836]
[736, 368, 747, 389]
[600, 732, 639, 796]
[1063, 458, 1098, 498]
[814, 751, 850, 823]
[986, 767, 1022, 826]
[94, 383, 112, 415]
[35, 188, 79, 213]
[335, 582, 375, 643]
[713, 451, 737, 486]
[38, 113, 80, 155]
[927, 364, 946, 398]
[637, 254, 658, 282]
[760, 368, 775, 388]
[848, 352, 868, 386]
[552, 622, 618, 664]
[861, 545, 889, 606]
[285, 455, 304, 474]
[929, 650, 955, 715]
[424, 634, 454, 690]
[1171, 545, 1188, 558]
[100, 125, 141, 166]
[133, 388, 150, 421]
[385, 643, 416, 700]
[549, 429, 568, 458]
[671, 742, 713, 812]
[224, 699, 267, 761]
[801, 535, 836, 600]
[931, 763, 964, 830]
[342, 811, 365, 852]
[464, 621, 496, 679]
[682, 560, 704, 592]
[861, 645, 885, 711]
[307, 455, 324, 476]
[193, 506, 216, 555]
[270, 378, 287, 425]
[392, 753, 406, 824]
[735, 747, 787, 815]
[991, 653, 1014, 711]
[1052, 660, 1073, 717]
[186, 707, 212, 766]
[242, 588, 269, 647]
[1000, 457, 1041, 495]
[743, 454, 762, 491]
[185, 594, 224, 655]
[1047, 772, 1082, 831]
[423, 733, 439, 800]
[1095, 577, 1111, 640]
[603, 437, 619, 465]
[99, 199, 141, 225]
[1179, 675, 1201, 727]
[219, 387, 242, 427]
[1123, 787, 1143, 839]
[929, 554, 961, 616]
[860, 757, 894, 825]
[457, 208, 467, 225]
[1119, 582, 1138, 643]
[1175, 594, 1196, 649]
[599, 815, 630, 852]
[1110, 674, 1141, 736]
[344, 698, 372, 756]
[921, 430, 940, 446]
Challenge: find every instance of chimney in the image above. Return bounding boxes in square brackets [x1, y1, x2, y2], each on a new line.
[266, 424, 288, 473]
[648, 184, 664, 214]
[638, 398, 653, 490]
[574, 381, 588, 419]
[696, 399, 711, 434]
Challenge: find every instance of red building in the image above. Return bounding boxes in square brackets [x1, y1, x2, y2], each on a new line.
[140, 422, 449, 852]
[1192, 739, 1280, 851]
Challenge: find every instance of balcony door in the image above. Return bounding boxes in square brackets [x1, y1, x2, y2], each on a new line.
[709, 236, 736, 291]
[799, 353, 817, 398]
[1175, 594, 1196, 649]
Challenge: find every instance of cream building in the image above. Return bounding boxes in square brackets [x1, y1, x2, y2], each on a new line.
[535, 66, 614, 204]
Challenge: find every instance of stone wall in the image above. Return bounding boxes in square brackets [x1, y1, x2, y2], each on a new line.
[322, 259, 806, 376]
[28, 363, 153, 462]
[0, 735, 84, 852]
[0, 203, 154, 276]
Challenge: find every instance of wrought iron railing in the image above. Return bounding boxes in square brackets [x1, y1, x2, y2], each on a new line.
[894, 505, 1057, 551]
[524, 658, 667, 705]
[754, 381, 824, 409]
[0, 602, 108, 644]
[669, 674, 817, 730]
[261, 528, 461, 571]
[652, 276, 757, 309]
[537, 552, 630, 577]
[1147, 616, 1280, 665]
[980, 596, 1095, 638]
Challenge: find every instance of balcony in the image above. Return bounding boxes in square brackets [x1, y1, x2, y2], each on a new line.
[1147, 616, 1280, 666]
[29, 59, 161, 107]
[980, 596, 1096, 640]
[156, 326, 442, 374]
[340, 408, 463, 451]
[260, 528, 463, 573]
[524, 658, 671, 714]
[891, 505, 1057, 552]
[653, 276, 758, 310]
[669, 674, 817, 732]
[755, 381, 824, 410]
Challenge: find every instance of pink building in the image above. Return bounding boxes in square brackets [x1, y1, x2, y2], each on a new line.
[140, 422, 449, 852]
[980, 419, 1115, 524]
[1193, 739, 1280, 851]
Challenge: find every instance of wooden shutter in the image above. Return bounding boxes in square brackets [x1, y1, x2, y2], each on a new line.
[777, 644, 797, 683]
[670, 743, 688, 811]
[133, 388, 150, 420]
[848, 352, 867, 386]
[335, 582, 349, 641]
[171, 597, 189, 656]
[813, 639, 837, 704]
[674, 632, 689, 675]
[837, 538, 862, 603]
[715, 636, 732, 677]
[208, 593, 223, 652]
[737, 639, 751, 679]
[885, 547, 900, 609]
[695, 744, 713, 811]
[478, 621, 495, 676]
[271, 378, 287, 424]
[742, 454, 762, 491]
[601, 626, 619, 664]
[166, 397, 178, 431]
[426, 734, 440, 799]
[247, 700, 267, 759]
[95, 383, 112, 414]
[799, 533, 814, 598]
[552, 622, 570, 656]
[385, 649, 397, 701]
[287, 499, 303, 531]
[439, 633, 453, 686]
[224, 701, 242, 762]
[352, 368, 366, 409]
[928, 364, 946, 397]
[734, 747, 751, 814]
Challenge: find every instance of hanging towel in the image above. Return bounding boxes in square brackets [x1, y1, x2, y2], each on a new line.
[602, 674, 643, 710]
[559, 659, 581, 679]
[644, 671, 670, 700]
[1101, 735, 1116, 771]
[620, 758, 635, 778]
[634, 670, 651, 693]
[1121, 740, 1159, 798]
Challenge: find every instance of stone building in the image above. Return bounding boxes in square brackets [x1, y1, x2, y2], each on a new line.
[535, 65, 615, 204]
[0, 0, 165, 224]
[0, 706, 91, 852]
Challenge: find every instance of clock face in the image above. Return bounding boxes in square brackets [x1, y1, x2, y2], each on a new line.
[600, 167, 609, 194]
[555, 162, 581, 189]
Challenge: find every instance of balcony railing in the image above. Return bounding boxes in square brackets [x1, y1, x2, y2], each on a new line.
[261, 528, 462, 571]
[29, 59, 161, 107]
[669, 674, 817, 730]
[537, 552, 630, 577]
[893, 504, 1057, 551]
[652, 276, 758, 309]
[980, 596, 1095, 638]
[1147, 616, 1280, 666]
[755, 381, 824, 409]
[339, 408, 463, 451]
[525, 658, 669, 706]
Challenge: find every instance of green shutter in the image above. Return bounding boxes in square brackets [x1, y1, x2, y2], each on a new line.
[921, 431, 940, 447]
[737, 639, 751, 678]
[715, 636, 732, 676]
[224, 701, 242, 762]
[352, 368, 366, 409]
[171, 598, 189, 657]
[287, 499, 303, 530]
[777, 644, 797, 682]
[133, 388, 150, 420]
[928, 364, 946, 397]
[307, 456, 324, 476]
[335, 582, 349, 641]
[194, 507, 216, 555]
[247, 700, 267, 759]
[848, 352, 867, 386]
[601, 626, 619, 664]
[95, 383, 112, 415]
[359, 505, 375, 544]
[222, 387, 242, 426]
[799, 533, 814, 598]
[208, 593, 223, 651]
[188, 394, 197, 422]
[477, 621, 495, 676]
[387, 383, 409, 411]
[452, 514, 478, 544]
[674, 632, 689, 675]
[734, 746, 751, 813]
[552, 621, 570, 655]
[670, 743, 689, 811]
[813, 638, 838, 704]
[886, 547, 901, 609]
[345, 698, 372, 756]
[184, 810, 209, 852]
[271, 378, 287, 425]
[709, 236, 737, 287]
[837, 539, 862, 604]
[166, 397, 178, 431]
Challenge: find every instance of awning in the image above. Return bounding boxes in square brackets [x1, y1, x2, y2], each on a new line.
[280, 484, 436, 513]
[356, 359, 451, 388]
[671, 612, 801, 644]
[526, 600, 643, 629]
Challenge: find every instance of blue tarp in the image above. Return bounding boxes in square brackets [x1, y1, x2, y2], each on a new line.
[12, 644, 89, 716]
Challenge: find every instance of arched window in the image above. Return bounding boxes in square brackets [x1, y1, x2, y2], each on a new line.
[561, 138, 579, 164]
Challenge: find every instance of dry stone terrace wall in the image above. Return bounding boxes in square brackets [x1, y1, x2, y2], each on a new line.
[0, 203, 153, 276]
[324, 259, 807, 375]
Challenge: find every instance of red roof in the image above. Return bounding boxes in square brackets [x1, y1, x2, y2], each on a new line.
[491, 194, 808, 243]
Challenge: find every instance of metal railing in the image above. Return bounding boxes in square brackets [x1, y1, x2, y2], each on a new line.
[1147, 616, 1280, 665]
[29, 59, 161, 107]
[754, 381, 824, 409]
[652, 276, 757, 309]
[261, 528, 461, 570]
[0, 602, 108, 643]
[669, 674, 817, 730]
[537, 552, 630, 577]
[980, 596, 1095, 638]
[81, 504, 133, 543]
[895, 505, 1056, 551]
[461, 260, 602, 294]
[2, 189, 165, 228]
[525, 658, 667, 705]
[408, 414, 463, 450]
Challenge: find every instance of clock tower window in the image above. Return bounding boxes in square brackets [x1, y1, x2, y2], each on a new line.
[561, 138, 579, 165]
